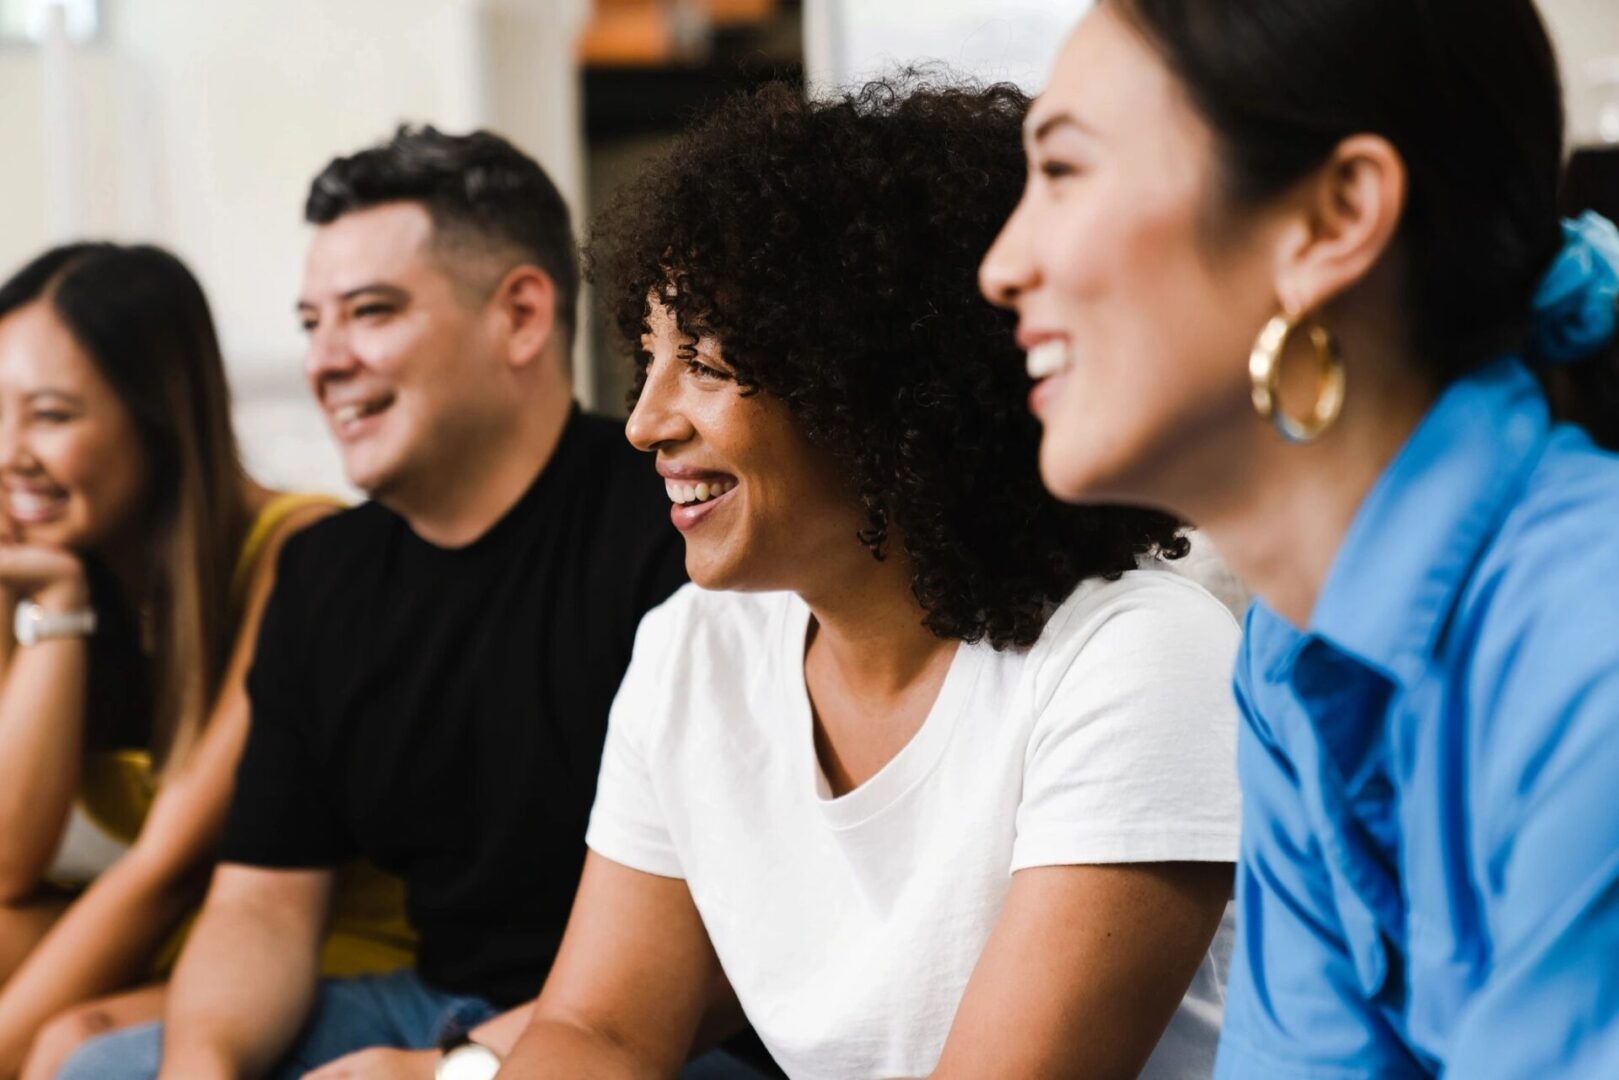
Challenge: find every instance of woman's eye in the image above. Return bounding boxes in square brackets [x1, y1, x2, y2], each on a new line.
[353, 303, 393, 320]
[683, 358, 731, 382]
[32, 411, 72, 424]
[1039, 159, 1081, 181]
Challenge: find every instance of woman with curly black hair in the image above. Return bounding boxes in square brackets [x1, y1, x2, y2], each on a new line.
[504, 76, 1241, 1079]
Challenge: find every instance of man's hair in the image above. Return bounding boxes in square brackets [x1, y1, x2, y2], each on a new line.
[306, 124, 579, 348]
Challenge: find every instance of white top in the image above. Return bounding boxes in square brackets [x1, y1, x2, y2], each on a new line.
[587, 569, 1243, 1080]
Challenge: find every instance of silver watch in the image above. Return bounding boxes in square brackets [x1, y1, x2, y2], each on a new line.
[13, 600, 96, 647]
[436, 1036, 502, 1080]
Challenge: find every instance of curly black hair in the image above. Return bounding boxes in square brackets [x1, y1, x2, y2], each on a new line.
[589, 74, 1188, 649]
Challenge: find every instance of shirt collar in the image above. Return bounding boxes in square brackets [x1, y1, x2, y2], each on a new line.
[1296, 358, 1550, 688]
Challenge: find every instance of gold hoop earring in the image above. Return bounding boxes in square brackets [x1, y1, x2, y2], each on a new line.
[1248, 310, 1346, 444]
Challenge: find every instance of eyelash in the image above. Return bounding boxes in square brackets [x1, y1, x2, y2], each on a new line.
[1039, 160, 1080, 180]
[32, 411, 72, 424]
[683, 357, 731, 382]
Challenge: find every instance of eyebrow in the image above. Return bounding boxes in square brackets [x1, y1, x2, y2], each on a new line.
[1027, 111, 1092, 143]
[24, 389, 84, 406]
[295, 283, 410, 313]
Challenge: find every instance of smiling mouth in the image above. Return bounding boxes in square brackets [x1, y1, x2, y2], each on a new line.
[665, 478, 737, 506]
[331, 396, 393, 430]
[5, 489, 68, 524]
[1026, 339, 1073, 380]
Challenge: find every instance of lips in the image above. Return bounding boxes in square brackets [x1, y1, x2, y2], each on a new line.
[4, 488, 68, 525]
[328, 393, 394, 435]
[668, 482, 737, 532]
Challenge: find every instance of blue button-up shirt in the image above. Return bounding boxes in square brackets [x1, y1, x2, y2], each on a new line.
[1214, 358, 1619, 1078]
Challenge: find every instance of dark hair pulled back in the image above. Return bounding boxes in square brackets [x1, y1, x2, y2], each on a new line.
[1113, 0, 1619, 448]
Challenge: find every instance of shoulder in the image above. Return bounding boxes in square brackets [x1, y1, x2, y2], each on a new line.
[629, 584, 793, 666]
[269, 500, 397, 590]
[235, 494, 345, 611]
[1030, 569, 1242, 687]
[1458, 435, 1619, 739]
[1017, 568, 1241, 744]
[1468, 434, 1619, 678]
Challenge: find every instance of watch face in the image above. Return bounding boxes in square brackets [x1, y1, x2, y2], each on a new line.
[13, 602, 38, 646]
[438, 1042, 502, 1080]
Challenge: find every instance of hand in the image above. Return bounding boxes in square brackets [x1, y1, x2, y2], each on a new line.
[301, 1046, 439, 1080]
[0, 542, 89, 612]
[20, 1005, 118, 1080]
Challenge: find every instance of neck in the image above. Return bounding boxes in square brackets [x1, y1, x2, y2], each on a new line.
[1185, 358, 1434, 628]
[396, 378, 574, 549]
[798, 544, 954, 698]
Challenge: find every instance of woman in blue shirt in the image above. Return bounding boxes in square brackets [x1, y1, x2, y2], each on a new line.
[980, 0, 1619, 1075]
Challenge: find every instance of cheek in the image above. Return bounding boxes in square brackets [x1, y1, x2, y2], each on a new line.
[1034, 195, 1263, 502]
[52, 427, 150, 535]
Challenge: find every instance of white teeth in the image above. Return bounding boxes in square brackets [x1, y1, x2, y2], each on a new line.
[7, 492, 64, 520]
[664, 479, 736, 505]
[1026, 339, 1071, 380]
[333, 399, 388, 426]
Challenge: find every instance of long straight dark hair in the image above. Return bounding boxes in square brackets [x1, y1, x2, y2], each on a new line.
[1111, 0, 1618, 449]
[0, 244, 251, 767]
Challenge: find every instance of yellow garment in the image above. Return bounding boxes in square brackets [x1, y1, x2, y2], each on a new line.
[76, 493, 417, 978]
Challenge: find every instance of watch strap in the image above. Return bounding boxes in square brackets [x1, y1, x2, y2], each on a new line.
[14, 600, 97, 646]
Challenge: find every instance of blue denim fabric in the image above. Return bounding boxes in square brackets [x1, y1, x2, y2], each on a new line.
[56, 969, 774, 1079]
[57, 970, 496, 1080]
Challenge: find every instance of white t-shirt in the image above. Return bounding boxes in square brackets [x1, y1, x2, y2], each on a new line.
[587, 569, 1243, 1080]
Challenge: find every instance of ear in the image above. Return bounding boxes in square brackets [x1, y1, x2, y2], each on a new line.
[492, 264, 559, 371]
[1271, 134, 1407, 316]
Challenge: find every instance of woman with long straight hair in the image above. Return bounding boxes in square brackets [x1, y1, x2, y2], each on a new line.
[0, 244, 407, 1079]
[982, 0, 1619, 1074]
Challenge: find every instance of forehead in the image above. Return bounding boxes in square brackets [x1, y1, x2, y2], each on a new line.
[0, 302, 101, 391]
[301, 200, 440, 298]
[1031, 7, 1180, 136]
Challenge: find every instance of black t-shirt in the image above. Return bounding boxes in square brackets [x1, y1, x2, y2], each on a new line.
[222, 409, 686, 1008]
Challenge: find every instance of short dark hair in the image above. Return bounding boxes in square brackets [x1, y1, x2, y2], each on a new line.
[590, 75, 1188, 650]
[306, 124, 579, 348]
[1112, 0, 1617, 449]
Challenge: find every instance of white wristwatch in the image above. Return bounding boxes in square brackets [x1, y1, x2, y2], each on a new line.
[436, 1033, 502, 1080]
[13, 599, 97, 647]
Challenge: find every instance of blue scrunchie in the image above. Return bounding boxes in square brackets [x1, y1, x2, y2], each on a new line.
[1530, 211, 1619, 364]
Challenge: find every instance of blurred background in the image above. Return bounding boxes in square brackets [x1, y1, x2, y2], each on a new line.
[1, 0, 1616, 496]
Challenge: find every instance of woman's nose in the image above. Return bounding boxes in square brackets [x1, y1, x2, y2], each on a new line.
[625, 358, 695, 453]
[980, 200, 1039, 309]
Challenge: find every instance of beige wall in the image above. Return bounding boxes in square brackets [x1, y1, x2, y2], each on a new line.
[0, 0, 585, 492]
[1540, 0, 1619, 146]
[808, 0, 1619, 144]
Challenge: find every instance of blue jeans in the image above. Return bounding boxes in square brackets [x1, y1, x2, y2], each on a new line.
[56, 970, 771, 1079]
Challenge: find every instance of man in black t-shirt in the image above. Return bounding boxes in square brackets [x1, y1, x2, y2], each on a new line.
[55, 128, 734, 1080]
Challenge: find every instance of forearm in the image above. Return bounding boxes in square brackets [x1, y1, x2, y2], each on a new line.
[497, 1017, 657, 1080]
[158, 893, 322, 1080]
[0, 852, 198, 1073]
[0, 642, 88, 897]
